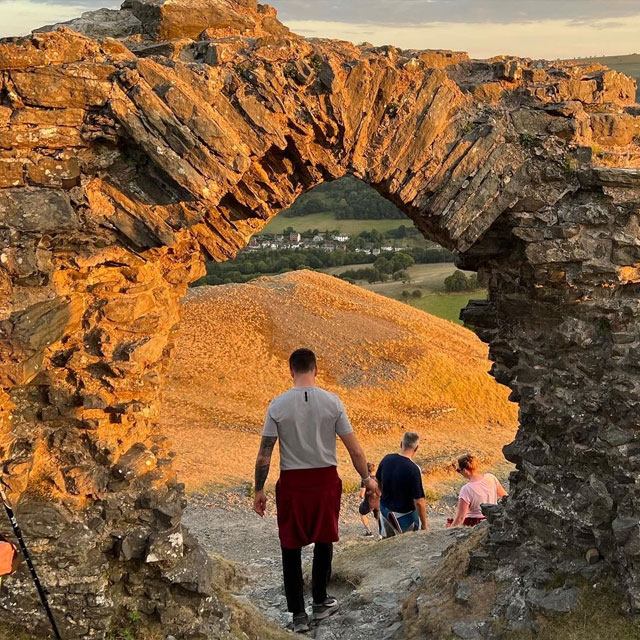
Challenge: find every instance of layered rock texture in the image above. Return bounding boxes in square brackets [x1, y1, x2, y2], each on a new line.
[1, 0, 640, 636]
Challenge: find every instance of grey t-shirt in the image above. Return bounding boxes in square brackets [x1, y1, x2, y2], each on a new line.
[262, 386, 354, 470]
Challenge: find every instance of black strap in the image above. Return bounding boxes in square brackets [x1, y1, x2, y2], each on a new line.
[0, 484, 62, 639]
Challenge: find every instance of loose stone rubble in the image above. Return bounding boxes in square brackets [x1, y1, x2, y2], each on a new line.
[0, 0, 639, 636]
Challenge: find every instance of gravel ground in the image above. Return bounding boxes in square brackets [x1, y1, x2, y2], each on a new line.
[184, 490, 461, 639]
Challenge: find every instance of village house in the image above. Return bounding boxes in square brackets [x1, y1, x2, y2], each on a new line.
[321, 242, 336, 252]
[311, 234, 324, 243]
[331, 233, 350, 242]
[381, 245, 394, 252]
[289, 232, 301, 243]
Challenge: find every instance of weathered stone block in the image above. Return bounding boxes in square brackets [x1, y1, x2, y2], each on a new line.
[0, 188, 79, 232]
[27, 157, 80, 188]
[9, 66, 114, 109]
[131, 0, 257, 40]
[0, 160, 24, 187]
[0, 106, 11, 127]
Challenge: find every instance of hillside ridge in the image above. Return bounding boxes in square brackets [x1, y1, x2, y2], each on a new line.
[162, 270, 517, 489]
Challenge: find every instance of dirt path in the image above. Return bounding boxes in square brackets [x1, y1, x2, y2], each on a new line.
[184, 491, 458, 639]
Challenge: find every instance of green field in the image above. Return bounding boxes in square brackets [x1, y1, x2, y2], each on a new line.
[262, 211, 410, 235]
[322, 262, 485, 325]
[409, 291, 486, 324]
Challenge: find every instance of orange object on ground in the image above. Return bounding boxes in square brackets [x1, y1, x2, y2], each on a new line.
[0, 540, 16, 576]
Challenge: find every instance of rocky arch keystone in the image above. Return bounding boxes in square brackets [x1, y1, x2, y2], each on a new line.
[1, 0, 640, 636]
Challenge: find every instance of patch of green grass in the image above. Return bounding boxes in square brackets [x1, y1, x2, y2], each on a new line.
[408, 291, 487, 325]
[0, 624, 37, 640]
[424, 488, 443, 502]
[342, 478, 362, 494]
[520, 132, 537, 148]
[501, 579, 640, 640]
[261, 212, 410, 236]
[323, 262, 485, 324]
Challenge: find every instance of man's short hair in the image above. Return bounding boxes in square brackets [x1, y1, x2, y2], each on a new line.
[402, 431, 420, 451]
[289, 348, 317, 374]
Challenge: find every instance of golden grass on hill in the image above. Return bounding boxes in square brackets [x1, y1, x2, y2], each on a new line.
[160, 270, 517, 492]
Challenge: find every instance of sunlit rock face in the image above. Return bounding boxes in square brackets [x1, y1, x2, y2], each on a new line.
[0, 0, 639, 636]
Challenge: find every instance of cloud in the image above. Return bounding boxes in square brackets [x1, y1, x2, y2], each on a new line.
[1, 0, 639, 60]
[274, 0, 640, 27]
[0, 0, 119, 37]
[287, 15, 640, 59]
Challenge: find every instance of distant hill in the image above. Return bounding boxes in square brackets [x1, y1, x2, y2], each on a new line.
[282, 174, 405, 220]
[262, 175, 411, 235]
[579, 54, 640, 101]
[161, 271, 517, 490]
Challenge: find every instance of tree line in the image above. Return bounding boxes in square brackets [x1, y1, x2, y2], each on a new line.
[192, 246, 454, 287]
[282, 175, 406, 220]
[337, 253, 415, 284]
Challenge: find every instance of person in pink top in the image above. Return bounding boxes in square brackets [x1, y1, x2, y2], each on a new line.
[447, 454, 508, 527]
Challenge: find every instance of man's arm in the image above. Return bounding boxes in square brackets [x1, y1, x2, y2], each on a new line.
[339, 432, 376, 492]
[253, 435, 277, 517]
[413, 468, 428, 530]
[339, 432, 368, 478]
[414, 498, 428, 531]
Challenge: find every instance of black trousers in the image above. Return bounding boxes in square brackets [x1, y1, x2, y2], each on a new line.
[281, 543, 333, 615]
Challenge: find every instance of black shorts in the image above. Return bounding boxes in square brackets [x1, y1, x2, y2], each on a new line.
[359, 500, 372, 516]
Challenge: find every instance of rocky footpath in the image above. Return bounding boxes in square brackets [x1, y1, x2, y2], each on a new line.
[184, 490, 454, 640]
[1, 0, 640, 637]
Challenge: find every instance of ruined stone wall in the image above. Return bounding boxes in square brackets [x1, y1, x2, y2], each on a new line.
[1, 0, 640, 636]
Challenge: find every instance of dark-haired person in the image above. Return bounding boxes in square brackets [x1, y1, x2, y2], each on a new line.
[358, 462, 381, 537]
[448, 454, 508, 528]
[376, 432, 428, 536]
[253, 348, 376, 634]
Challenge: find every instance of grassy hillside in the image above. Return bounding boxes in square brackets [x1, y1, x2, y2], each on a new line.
[261, 174, 415, 235]
[262, 210, 410, 235]
[410, 291, 484, 324]
[322, 262, 484, 324]
[161, 271, 516, 492]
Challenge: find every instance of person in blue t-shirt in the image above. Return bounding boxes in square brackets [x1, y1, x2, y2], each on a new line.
[375, 432, 428, 536]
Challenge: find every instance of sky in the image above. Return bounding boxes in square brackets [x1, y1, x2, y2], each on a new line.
[1, 0, 640, 59]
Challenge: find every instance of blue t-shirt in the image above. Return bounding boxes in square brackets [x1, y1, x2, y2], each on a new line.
[376, 453, 425, 513]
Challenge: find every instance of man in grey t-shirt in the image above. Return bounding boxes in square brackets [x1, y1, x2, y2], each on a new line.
[253, 348, 376, 633]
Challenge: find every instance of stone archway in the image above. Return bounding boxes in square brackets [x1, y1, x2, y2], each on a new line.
[1, 0, 640, 636]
